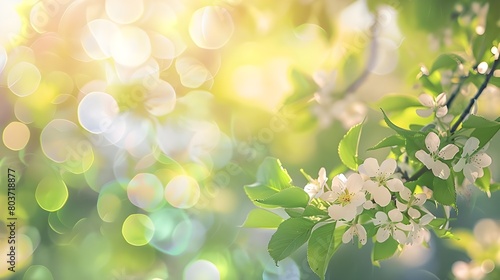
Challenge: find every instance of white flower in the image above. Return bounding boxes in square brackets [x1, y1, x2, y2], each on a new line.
[415, 132, 459, 179]
[406, 219, 432, 245]
[417, 93, 448, 118]
[359, 158, 404, 207]
[372, 209, 411, 244]
[304, 167, 327, 199]
[396, 187, 427, 219]
[453, 137, 492, 183]
[325, 173, 366, 221]
[342, 223, 367, 245]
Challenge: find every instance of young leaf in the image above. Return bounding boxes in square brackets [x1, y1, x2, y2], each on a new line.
[241, 208, 284, 228]
[268, 218, 316, 264]
[285, 208, 304, 218]
[372, 237, 399, 262]
[338, 121, 364, 170]
[430, 53, 465, 73]
[432, 175, 456, 206]
[307, 223, 341, 280]
[381, 109, 417, 138]
[462, 116, 500, 150]
[303, 205, 328, 217]
[256, 187, 310, 208]
[368, 134, 405, 151]
[476, 167, 491, 197]
[244, 157, 294, 203]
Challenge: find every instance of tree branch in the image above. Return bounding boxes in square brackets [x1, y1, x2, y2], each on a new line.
[450, 57, 500, 134]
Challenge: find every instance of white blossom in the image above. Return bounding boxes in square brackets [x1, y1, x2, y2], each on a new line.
[453, 137, 492, 183]
[415, 132, 459, 179]
[304, 167, 328, 199]
[359, 158, 404, 207]
[325, 173, 366, 221]
[342, 223, 367, 245]
[396, 187, 427, 219]
[372, 209, 411, 244]
[417, 93, 448, 118]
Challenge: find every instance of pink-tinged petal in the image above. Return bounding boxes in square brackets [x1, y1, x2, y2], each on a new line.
[463, 164, 480, 183]
[363, 200, 375, 209]
[425, 132, 440, 153]
[415, 150, 434, 169]
[371, 185, 391, 207]
[396, 200, 407, 211]
[331, 175, 346, 192]
[328, 204, 343, 220]
[436, 106, 448, 118]
[346, 173, 364, 192]
[396, 222, 413, 232]
[436, 93, 447, 106]
[320, 190, 338, 202]
[355, 224, 367, 245]
[363, 180, 378, 192]
[373, 211, 388, 225]
[388, 209, 403, 222]
[431, 160, 450, 179]
[359, 158, 379, 177]
[379, 159, 397, 177]
[338, 204, 357, 221]
[393, 229, 407, 244]
[418, 94, 434, 107]
[387, 178, 404, 192]
[413, 193, 427, 206]
[342, 227, 353, 244]
[471, 152, 492, 168]
[438, 144, 459, 160]
[351, 192, 367, 207]
[399, 187, 412, 202]
[463, 137, 479, 156]
[453, 158, 466, 172]
[408, 207, 421, 219]
[376, 228, 390, 243]
[416, 108, 433, 118]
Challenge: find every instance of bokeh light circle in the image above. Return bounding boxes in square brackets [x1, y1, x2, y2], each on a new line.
[164, 175, 200, 209]
[0, 46, 6, 73]
[145, 80, 176, 116]
[23, 265, 54, 280]
[2, 121, 30, 151]
[106, 0, 144, 25]
[183, 260, 220, 280]
[7, 62, 41, 97]
[110, 26, 151, 67]
[149, 208, 193, 255]
[36, 176, 69, 212]
[189, 6, 234, 49]
[122, 214, 155, 246]
[127, 173, 164, 211]
[78, 91, 119, 134]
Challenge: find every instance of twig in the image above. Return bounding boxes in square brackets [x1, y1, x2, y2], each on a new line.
[445, 75, 467, 109]
[408, 167, 427, 182]
[450, 57, 500, 133]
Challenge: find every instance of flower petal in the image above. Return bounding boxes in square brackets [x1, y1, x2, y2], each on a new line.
[328, 204, 343, 220]
[453, 158, 466, 172]
[425, 132, 440, 153]
[431, 160, 450, 179]
[371, 185, 391, 207]
[463, 164, 480, 183]
[463, 137, 480, 156]
[396, 200, 407, 211]
[471, 152, 492, 168]
[379, 159, 397, 177]
[376, 228, 390, 243]
[420, 213, 435, 225]
[418, 94, 434, 107]
[413, 193, 427, 206]
[416, 108, 433, 118]
[346, 173, 364, 192]
[388, 209, 403, 222]
[359, 158, 379, 178]
[373, 211, 388, 225]
[355, 224, 367, 245]
[386, 178, 404, 192]
[320, 190, 338, 202]
[438, 144, 459, 160]
[436, 106, 448, 118]
[408, 207, 421, 219]
[399, 187, 412, 202]
[342, 227, 354, 244]
[436, 93, 447, 106]
[393, 229, 407, 244]
[415, 150, 434, 169]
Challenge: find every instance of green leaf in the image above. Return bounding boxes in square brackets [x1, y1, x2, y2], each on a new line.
[432, 175, 456, 206]
[374, 94, 422, 113]
[368, 134, 405, 151]
[285, 208, 304, 218]
[430, 53, 465, 73]
[303, 205, 328, 217]
[372, 237, 399, 262]
[241, 208, 284, 228]
[381, 109, 417, 138]
[244, 157, 294, 204]
[256, 187, 310, 208]
[462, 115, 500, 128]
[268, 218, 316, 264]
[476, 167, 491, 197]
[307, 223, 342, 280]
[338, 121, 364, 170]
[419, 72, 443, 95]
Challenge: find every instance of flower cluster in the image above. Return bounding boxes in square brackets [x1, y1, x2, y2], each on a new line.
[305, 158, 435, 248]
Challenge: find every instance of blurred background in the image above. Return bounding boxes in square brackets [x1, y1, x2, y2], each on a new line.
[0, 0, 499, 279]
